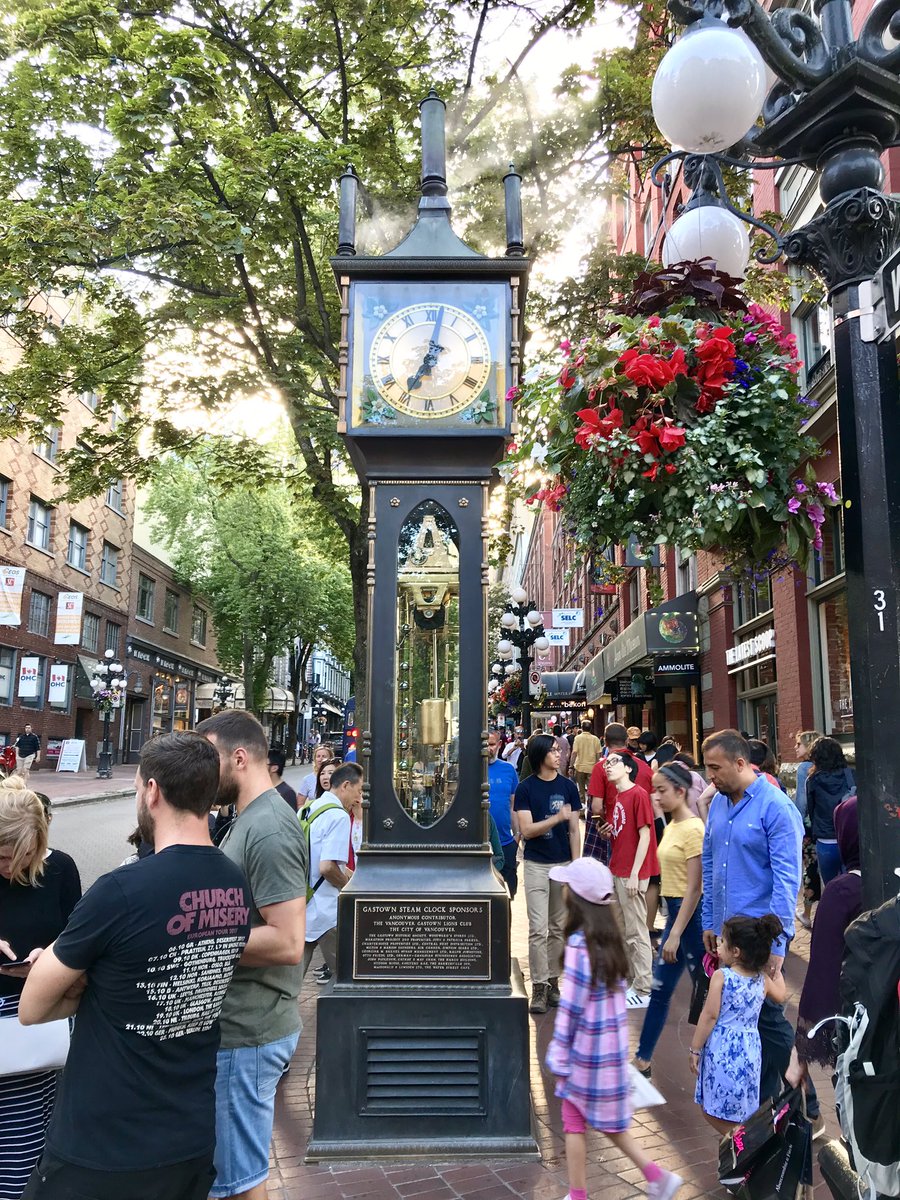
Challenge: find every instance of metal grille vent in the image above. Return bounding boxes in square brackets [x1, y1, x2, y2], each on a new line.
[362, 1030, 485, 1115]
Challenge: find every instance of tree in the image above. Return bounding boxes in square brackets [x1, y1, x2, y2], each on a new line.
[0, 0, 659, 715]
[144, 453, 353, 716]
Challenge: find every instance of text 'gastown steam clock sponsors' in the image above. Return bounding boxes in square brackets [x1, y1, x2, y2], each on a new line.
[353, 899, 491, 981]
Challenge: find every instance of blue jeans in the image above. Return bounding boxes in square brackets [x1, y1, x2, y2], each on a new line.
[636, 896, 705, 1062]
[816, 840, 843, 886]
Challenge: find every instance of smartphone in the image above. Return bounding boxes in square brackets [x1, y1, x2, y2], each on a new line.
[0, 959, 31, 970]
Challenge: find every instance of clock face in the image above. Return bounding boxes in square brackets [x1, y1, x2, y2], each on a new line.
[369, 303, 492, 418]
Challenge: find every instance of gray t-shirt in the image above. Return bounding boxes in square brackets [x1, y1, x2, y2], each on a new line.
[217, 788, 308, 1049]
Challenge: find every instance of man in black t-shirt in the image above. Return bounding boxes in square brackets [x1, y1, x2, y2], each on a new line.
[14, 723, 41, 781]
[514, 733, 582, 1015]
[19, 732, 251, 1200]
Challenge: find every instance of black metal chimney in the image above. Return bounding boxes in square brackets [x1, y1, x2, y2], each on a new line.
[503, 163, 525, 256]
[418, 89, 451, 213]
[336, 164, 358, 257]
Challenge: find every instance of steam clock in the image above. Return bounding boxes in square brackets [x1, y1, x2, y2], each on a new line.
[307, 91, 536, 1159]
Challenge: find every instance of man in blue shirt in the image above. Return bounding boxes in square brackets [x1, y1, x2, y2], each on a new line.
[488, 729, 520, 898]
[701, 729, 804, 1105]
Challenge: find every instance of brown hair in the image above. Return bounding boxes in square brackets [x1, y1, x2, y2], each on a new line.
[795, 730, 823, 751]
[702, 728, 752, 762]
[139, 732, 221, 817]
[722, 913, 784, 971]
[196, 710, 269, 761]
[0, 788, 49, 886]
[563, 890, 630, 989]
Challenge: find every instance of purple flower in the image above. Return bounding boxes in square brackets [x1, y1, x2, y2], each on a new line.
[817, 481, 838, 502]
[560, 339, 572, 354]
[794, 480, 808, 494]
[744, 333, 758, 345]
[787, 497, 801, 513]
[808, 503, 826, 525]
[798, 395, 819, 408]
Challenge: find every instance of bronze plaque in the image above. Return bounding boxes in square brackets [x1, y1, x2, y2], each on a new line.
[353, 898, 491, 981]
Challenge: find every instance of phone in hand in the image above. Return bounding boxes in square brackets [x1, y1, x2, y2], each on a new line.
[0, 958, 31, 971]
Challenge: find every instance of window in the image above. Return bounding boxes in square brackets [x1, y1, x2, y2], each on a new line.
[0, 647, 15, 705]
[643, 203, 655, 256]
[621, 192, 633, 241]
[34, 426, 60, 463]
[80, 390, 99, 410]
[796, 300, 832, 385]
[20, 655, 46, 710]
[105, 621, 121, 656]
[811, 506, 844, 586]
[0, 477, 9, 529]
[67, 521, 88, 571]
[100, 541, 119, 587]
[28, 590, 52, 638]
[675, 548, 698, 595]
[137, 574, 155, 621]
[26, 498, 52, 551]
[628, 572, 641, 623]
[734, 575, 773, 626]
[82, 612, 100, 654]
[191, 605, 208, 646]
[105, 478, 124, 513]
[164, 589, 179, 633]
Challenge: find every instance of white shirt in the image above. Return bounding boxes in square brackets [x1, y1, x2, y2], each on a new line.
[304, 790, 351, 942]
[298, 772, 317, 801]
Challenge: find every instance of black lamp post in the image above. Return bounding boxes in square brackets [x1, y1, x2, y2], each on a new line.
[90, 648, 124, 779]
[649, 0, 900, 909]
[497, 586, 550, 737]
[212, 676, 234, 711]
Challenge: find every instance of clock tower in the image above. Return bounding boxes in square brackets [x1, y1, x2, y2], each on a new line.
[307, 90, 536, 1161]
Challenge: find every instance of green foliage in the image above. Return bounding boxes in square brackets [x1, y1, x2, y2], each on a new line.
[144, 447, 353, 712]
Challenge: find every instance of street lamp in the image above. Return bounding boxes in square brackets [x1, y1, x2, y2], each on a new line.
[90, 648, 124, 779]
[497, 589, 550, 736]
[213, 676, 234, 710]
[649, 0, 900, 907]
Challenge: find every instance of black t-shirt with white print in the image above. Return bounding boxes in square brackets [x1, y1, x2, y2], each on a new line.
[47, 845, 251, 1172]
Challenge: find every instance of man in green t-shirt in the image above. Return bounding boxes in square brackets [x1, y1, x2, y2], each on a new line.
[197, 711, 308, 1200]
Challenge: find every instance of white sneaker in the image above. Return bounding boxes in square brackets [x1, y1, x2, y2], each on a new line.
[626, 989, 651, 1009]
[647, 1169, 683, 1200]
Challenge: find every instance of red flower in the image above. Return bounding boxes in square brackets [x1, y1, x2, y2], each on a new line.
[642, 464, 659, 481]
[635, 429, 660, 457]
[560, 365, 577, 390]
[669, 347, 689, 377]
[657, 423, 687, 453]
[619, 348, 674, 390]
[575, 406, 623, 448]
[664, 463, 677, 474]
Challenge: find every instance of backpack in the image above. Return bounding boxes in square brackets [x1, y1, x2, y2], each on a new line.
[298, 801, 344, 902]
[829, 895, 900, 1198]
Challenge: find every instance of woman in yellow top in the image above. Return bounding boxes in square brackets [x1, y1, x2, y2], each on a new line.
[632, 762, 706, 1077]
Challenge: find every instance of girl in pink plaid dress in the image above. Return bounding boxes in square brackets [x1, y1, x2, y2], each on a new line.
[546, 858, 683, 1200]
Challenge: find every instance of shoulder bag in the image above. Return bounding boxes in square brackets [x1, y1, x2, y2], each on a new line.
[0, 995, 70, 1076]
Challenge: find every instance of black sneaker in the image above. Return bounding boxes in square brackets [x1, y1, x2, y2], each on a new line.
[529, 983, 549, 1014]
[314, 964, 333, 985]
[547, 977, 561, 1006]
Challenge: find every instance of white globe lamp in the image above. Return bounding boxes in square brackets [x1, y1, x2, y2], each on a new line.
[497, 639, 513, 656]
[510, 585, 527, 605]
[652, 20, 767, 154]
[534, 636, 550, 653]
[526, 609, 542, 627]
[500, 611, 516, 628]
[663, 205, 751, 278]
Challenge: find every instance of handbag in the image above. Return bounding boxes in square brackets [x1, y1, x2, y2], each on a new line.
[688, 971, 709, 1025]
[0, 999, 70, 1076]
[718, 1087, 812, 1198]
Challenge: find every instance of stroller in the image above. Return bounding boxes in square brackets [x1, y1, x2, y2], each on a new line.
[811, 892, 900, 1199]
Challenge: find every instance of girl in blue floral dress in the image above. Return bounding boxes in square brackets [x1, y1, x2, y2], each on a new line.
[690, 914, 787, 1134]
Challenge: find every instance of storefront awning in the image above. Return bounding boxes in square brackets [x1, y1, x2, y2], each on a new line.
[74, 655, 101, 701]
[537, 670, 587, 710]
[583, 593, 700, 702]
[197, 683, 296, 713]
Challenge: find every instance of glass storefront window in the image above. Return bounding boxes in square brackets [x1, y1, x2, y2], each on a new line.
[810, 506, 844, 586]
[740, 693, 779, 751]
[174, 680, 191, 732]
[735, 575, 773, 626]
[394, 501, 460, 828]
[816, 589, 853, 737]
[153, 676, 173, 736]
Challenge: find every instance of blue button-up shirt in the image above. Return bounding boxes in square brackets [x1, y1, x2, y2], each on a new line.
[701, 773, 803, 956]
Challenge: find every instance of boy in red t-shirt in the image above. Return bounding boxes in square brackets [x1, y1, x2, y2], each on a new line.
[602, 752, 658, 1008]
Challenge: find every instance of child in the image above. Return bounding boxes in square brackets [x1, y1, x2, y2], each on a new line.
[690, 913, 787, 1134]
[546, 857, 683, 1200]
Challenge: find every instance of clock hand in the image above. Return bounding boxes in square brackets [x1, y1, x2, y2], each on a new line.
[407, 315, 448, 390]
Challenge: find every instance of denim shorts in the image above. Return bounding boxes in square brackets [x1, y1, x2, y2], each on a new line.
[210, 1031, 299, 1198]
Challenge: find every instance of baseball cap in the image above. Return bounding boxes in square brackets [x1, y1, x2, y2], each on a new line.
[549, 858, 615, 905]
[627, 726, 642, 740]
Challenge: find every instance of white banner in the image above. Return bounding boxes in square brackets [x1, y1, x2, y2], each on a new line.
[18, 656, 40, 698]
[48, 664, 70, 705]
[546, 629, 571, 646]
[0, 567, 26, 627]
[54, 592, 84, 645]
[552, 608, 584, 628]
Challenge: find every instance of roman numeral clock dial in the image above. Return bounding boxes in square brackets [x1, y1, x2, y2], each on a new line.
[369, 303, 492, 418]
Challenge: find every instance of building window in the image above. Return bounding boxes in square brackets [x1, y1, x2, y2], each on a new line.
[100, 541, 119, 587]
[19, 655, 46, 710]
[0, 647, 15, 705]
[80, 390, 99, 411]
[137, 574, 155, 622]
[0, 477, 10, 529]
[628, 572, 641, 623]
[34, 426, 60, 464]
[811, 506, 844, 586]
[191, 605, 208, 646]
[675, 548, 698, 595]
[82, 612, 100, 654]
[105, 621, 121, 656]
[67, 522, 88, 571]
[643, 203, 655, 256]
[739, 692, 779, 753]
[27, 497, 52, 551]
[621, 192, 633, 241]
[28, 590, 52, 638]
[734, 575, 773, 626]
[815, 588, 853, 738]
[105, 478, 124, 513]
[164, 589, 179, 633]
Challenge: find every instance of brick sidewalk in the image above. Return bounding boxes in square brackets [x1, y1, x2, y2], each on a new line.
[267, 892, 838, 1200]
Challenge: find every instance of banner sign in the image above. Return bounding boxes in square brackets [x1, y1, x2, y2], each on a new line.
[18, 657, 40, 698]
[0, 567, 26, 627]
[56, 739, 86, 773]
[552, 608, 584, 628]
[545, 629, 571, 646]
[54, 592, 84, 645]
[48, 664, 70, 705]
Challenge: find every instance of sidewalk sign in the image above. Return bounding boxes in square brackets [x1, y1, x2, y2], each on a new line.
[56, 739, 86, 773]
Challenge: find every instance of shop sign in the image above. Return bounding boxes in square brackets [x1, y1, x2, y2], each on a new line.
[18, 657, 39, 698]
[610, 672, 650, 703]
[546, 629, 570, 646]
[645, 595, 700, 655]
[625, 536, 661, 568]
[653, 656, 699, 685]
[176, 661, 198, 679]
[54, 592, 83, 645]
[726, 628, 775, 670]
[48, 664, 70, 705]
[128, 645, 153, 664]
[603, 617, 648, 679]
[552, 608, 584, 628]
[156, 655, 177, 672]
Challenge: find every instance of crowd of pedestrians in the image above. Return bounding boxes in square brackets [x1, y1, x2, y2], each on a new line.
[0, 711, 869, 1200]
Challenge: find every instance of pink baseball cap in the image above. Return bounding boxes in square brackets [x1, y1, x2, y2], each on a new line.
[549, 857, 615, 905]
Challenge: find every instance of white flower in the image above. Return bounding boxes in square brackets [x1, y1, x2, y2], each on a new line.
[474, 305, 487, 319]
[530, 443, 549, 466]
[523, 364, 544, 384]
[497, 461, 517, 483]
[373, 304, 387, 318]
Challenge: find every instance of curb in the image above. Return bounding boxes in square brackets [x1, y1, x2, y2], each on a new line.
[47, 788, 135, 810]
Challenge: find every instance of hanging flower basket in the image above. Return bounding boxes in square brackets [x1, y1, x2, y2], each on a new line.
[507, 262, 840, 576]
[490, 670, 523, 717]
